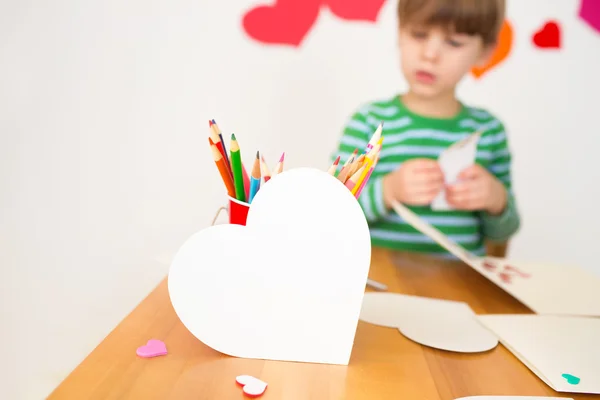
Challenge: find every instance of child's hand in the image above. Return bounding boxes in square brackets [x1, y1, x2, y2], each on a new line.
[446, 164, 507, 215]
[383, 159, 444, 207]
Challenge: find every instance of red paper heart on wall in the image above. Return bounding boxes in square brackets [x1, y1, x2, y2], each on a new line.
[532, 21, 561, 49]
[241, 0, 323, 47]
[324, 0, 386, 22]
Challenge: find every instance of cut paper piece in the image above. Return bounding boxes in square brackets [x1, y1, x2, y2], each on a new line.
[241, 0, 323, 47]
[579, 0, 600, 34]
[324, 0, 386, 22]
[455, 397, 573, 399]
[168, 168, 371, 365]
[390, 201, 600, 317]
[136, 339, 167, 358]
[432, 131, 482, 210]
[477, 315, 600, 395]
[532, 21, 561, 49]
[236, 375, 268, 397]
[360, 293, 498, 353]
[472, 20, 514, 79]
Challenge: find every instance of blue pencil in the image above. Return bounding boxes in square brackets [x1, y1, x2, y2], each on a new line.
[248, 151, 262, 203]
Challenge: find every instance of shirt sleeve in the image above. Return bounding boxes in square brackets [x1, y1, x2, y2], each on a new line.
[330, 109, 390, 223]
[479, 121, 521, 242]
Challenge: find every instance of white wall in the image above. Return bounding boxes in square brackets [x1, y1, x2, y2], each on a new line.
[1, 0, 598, 398]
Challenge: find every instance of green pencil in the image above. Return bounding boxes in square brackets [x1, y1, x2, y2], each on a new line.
[229, 133, 246, 202]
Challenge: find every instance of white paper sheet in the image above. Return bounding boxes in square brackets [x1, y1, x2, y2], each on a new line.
[432, 131, 481, 210]
[477, 314, 600, 395]
[360, 293, 498, 353]
[390, 200, 600, 317]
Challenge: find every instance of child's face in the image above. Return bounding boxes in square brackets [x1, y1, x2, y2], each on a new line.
[398, 24, 493, 98]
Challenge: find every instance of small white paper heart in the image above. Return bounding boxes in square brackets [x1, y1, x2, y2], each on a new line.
[236, 375, 268, 397]
[168, 167, 371, 365]
[360, 293, 498, 353]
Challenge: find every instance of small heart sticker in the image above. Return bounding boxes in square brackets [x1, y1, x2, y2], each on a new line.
[562, 373, 581, 385]
[136, 339, 167, 358]
[236, 375, 268, 397]
[532, 21, 561, 49]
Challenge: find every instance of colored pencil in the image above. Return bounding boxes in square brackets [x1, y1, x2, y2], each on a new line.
[366, 122, 383, 152]
[210, 141, 236, 198]
[242, 163, 250, 198]
[211, 119, 230, 168]
[355, 154, 379, 198]
[260, 155, 272, 183]
[272, 152, 285, 176]
[327, 155, 341, 176]
[352, 144, 381, 195]
[248, 151, 261, 203]
[345, 165, 366, 191]
[209, 122, 231, 178]
[229, 133, 246, 202]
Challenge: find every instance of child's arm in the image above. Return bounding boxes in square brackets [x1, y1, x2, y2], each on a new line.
[331, 111, 390, 223]
[478, 124, 521, 242]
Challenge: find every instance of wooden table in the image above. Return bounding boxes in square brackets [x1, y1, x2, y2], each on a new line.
[48, 249, 598, 399]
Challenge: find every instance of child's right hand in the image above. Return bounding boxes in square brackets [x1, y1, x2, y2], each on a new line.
[383, 159, 444, 208]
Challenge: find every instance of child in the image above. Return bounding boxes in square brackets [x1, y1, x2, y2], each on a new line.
[332, 0, 520, 258]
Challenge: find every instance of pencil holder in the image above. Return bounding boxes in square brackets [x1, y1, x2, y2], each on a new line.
[169, 168, 372, 366]
[227, 196, 250, 226]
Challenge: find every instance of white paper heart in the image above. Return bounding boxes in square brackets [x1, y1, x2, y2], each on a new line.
[236, 375, 268, 397]
[359, 293, 498, 353]
[168, 167, 372, 365]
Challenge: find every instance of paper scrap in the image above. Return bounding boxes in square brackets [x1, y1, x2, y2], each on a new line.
[432, 131, 481, 210]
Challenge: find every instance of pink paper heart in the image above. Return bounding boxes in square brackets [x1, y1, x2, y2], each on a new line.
[236, 375, 268, 397]
[136, 339, 167, 358]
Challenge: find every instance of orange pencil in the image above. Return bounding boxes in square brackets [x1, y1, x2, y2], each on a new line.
[260, 155, 272, 182]
[210, 142, 236, 198]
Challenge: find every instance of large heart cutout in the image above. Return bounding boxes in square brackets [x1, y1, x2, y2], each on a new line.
[241, 0, 323, 47]
[471, 20, 513, 79]
[360, 293, 498, 353]
[324, 0, 386, 22]
[168, 167, 372, 365]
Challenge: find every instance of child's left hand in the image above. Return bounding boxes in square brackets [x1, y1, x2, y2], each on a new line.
[445, 164, 507, 215]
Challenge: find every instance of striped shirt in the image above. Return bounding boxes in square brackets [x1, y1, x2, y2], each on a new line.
[331, 94, 520, 258]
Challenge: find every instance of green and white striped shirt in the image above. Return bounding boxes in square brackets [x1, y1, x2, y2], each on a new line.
[332, 94, 520, 257]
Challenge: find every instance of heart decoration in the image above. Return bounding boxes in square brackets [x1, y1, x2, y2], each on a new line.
[532, 21, 561, 49]
[241, 0, 323, 47]
[168, 167, 371, 365]
[359, 293, 498, 353]
[136, 339, 168, 358]
[471, 20, 513, 79]
[324, 0, 386, 22]
[579, 0, 600, 34]
[236, 375, 268, 397]
[562, 373, 581, 385]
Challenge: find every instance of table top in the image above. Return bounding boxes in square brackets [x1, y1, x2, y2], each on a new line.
[47, 248, 598, 400]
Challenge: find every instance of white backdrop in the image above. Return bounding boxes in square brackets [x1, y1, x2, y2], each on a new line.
[1, 0, 599, 398]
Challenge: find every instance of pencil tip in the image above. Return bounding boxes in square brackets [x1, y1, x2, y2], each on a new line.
[279, 152, 285, 162]
[209, 120, 213, 126]
[256, 150, 259, 159]
[231, 133, 236, 140]
[212, 119, 216, 124]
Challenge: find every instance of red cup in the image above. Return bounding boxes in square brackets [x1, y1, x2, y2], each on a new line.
[228, 196, 250, 226]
